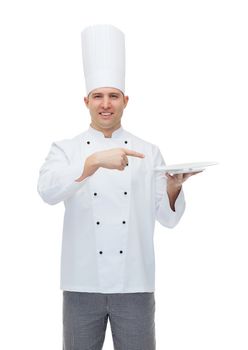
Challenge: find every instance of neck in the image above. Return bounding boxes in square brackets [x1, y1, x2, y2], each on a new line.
[90, 122, 121, 138]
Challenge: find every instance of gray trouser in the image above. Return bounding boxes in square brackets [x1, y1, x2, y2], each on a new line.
[63, 291, 156, 350]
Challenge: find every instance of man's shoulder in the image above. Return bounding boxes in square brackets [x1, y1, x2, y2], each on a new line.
[51, 131, 87, 155]
[53, 130, 86, 145]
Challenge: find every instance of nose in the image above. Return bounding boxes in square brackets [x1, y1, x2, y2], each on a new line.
[102, 96, 111, 109]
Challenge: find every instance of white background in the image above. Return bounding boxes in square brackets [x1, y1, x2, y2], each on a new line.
[0, 0, 247, 349]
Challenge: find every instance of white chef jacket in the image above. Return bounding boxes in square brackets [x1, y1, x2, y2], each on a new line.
[37, 125, 186, 293]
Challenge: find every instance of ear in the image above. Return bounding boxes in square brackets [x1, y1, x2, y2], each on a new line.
[84, 96, 89, 108]
[124, 95, 129, 108]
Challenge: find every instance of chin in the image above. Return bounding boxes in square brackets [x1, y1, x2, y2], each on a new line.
[98, 119, 117, 126]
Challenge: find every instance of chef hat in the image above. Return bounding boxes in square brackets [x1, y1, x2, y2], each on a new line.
[81, 24, 125, 95]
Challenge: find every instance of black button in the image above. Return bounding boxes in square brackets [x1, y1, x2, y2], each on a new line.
[120, 250, 123, 254]
[94, 192, 97, 196]
[122, 221, 126, 224]
[96, 221, 100, 225]
[124, 192, 127, 195]
[99, 251, 103, 254]
[126, 163, 129, 166]
[124, 141, 128, 144]
[87, 141, 90, 144]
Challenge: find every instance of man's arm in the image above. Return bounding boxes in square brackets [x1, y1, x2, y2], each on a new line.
[75, 148, 145, 182]
[37, 141, 92, 205]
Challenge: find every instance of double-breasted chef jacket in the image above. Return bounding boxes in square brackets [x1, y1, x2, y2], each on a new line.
[37, 125, 186, 293]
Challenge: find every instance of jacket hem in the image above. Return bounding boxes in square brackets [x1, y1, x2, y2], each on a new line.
[60, 285, 155, 293]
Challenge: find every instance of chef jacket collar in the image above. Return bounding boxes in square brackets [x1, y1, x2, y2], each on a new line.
[88, 125, 125, 139]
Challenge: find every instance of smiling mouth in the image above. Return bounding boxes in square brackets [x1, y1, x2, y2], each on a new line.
[99, 112, 114, 119]
[99, 112, 113, 116]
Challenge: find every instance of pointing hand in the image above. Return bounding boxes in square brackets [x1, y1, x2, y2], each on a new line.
[93, 148, 145, 171]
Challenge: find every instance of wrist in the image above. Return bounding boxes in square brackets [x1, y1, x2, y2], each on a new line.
[84, 154, 100, 174]
[167, 184, 182, 211]
[167, 183, 182, 193]
[75, 154, 101, 182]
[89, 153, 101, 169]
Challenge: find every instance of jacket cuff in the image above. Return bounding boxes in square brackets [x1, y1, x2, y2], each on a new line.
[157, 187, 186, 228]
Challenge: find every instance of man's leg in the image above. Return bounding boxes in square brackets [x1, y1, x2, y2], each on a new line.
[108, 292, 156, 350]
[63, 291, 109, 350]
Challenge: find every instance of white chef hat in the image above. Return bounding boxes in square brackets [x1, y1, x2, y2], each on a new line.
[81, 24, 125, 95]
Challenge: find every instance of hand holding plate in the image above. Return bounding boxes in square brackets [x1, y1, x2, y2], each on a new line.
[165, 171, 203, 189]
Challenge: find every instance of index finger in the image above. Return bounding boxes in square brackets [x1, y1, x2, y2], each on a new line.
[123, 148, 145, 158]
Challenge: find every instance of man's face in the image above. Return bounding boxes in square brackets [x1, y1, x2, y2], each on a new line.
[84, 87, 129, 133]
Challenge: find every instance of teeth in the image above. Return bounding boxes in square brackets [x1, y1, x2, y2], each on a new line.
[100, 112, 112, 115]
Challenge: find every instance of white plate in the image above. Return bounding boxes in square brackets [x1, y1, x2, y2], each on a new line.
[154, 161, 218, 174]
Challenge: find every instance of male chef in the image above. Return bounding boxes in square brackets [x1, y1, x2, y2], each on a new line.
[37, 24, 200, 350]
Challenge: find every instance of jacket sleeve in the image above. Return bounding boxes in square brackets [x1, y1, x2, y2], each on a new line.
[153, 145, 186, 228]
[37, 141, 90, 205]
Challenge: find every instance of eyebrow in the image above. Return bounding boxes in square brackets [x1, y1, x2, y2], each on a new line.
[91, 92, 121, 96]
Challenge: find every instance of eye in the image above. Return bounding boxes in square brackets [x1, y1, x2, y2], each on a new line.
[110, 94, 119, 98]
[93, 95, 101, 99]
